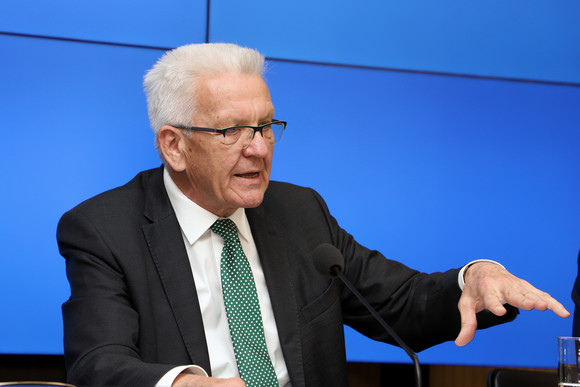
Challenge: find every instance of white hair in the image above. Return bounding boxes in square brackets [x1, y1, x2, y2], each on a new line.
[143, 43, 266, 158]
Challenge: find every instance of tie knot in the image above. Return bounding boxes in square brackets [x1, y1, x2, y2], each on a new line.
[211, 218, 239, 243]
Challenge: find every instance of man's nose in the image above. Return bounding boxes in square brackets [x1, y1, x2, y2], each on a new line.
[243, 130, 270, 156]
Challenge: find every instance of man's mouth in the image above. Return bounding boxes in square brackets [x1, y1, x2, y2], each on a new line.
[235, 172, 259, 178]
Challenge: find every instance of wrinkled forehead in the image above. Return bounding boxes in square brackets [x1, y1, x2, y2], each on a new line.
[193, 72, 274, 125]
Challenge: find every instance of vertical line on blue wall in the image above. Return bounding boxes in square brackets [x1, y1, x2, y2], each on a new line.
[205, 0, 211, 43]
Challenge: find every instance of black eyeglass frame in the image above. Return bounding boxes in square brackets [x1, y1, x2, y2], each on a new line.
[171, 120, 287, 144]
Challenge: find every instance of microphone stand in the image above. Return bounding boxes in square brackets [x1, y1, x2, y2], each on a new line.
[332, 266, 422, 387]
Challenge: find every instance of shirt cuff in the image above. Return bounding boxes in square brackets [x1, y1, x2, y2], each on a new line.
[155, 365, 209, 387]
[458, 259, 505, 290]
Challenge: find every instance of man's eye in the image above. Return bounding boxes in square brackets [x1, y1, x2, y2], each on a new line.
[225, 127, 241, 134]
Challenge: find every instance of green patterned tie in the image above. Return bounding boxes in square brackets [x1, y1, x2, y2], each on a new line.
[211, 218, 279, 387]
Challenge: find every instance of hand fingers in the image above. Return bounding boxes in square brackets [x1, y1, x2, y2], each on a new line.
[548, 299, 571, 318]
[455, 295, 479, 346]
[516, 291, 570, 318]
[455, 279, 511, 346]
[467, 263, 570, 318]
[501, 281, 570, 318]
[481, 289, 508, 317]
[456, 261, 571, 348]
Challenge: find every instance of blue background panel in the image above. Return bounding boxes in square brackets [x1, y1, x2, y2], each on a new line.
[266, 60, 580, 367]
[0, 35, 163, 353]
[0, 0, 579, 370]
[210, 0, 580, 84]
[0, 0, 206, 48]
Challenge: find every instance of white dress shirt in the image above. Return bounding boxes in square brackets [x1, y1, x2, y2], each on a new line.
[156, 169, 290, 386]
[156, 170, 502, 386]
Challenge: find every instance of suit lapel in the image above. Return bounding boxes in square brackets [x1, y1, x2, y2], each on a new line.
[141, 167, 212, 372]
[247, 205, 306, 387]
[138, 168, 305, 382]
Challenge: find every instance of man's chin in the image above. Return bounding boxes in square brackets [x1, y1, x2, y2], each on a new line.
[230, 181, 268, 209]
[234, 190, 266, 209]
[240, 196, 265, 209]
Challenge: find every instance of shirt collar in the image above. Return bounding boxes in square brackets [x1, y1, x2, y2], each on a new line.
[163, 168, 252, 245]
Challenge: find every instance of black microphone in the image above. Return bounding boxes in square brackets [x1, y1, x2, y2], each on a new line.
[312, 243, 422, 387]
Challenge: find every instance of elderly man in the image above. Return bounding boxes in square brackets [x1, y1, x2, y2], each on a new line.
[57, 43, 568, 387]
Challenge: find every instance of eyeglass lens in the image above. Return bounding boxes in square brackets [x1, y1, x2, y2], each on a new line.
[223, 123, 284, 147]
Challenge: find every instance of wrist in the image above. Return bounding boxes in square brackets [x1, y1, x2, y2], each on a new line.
[458, 259, 505, 290]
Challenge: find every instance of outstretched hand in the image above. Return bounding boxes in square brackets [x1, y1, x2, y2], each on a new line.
[455, 261, 570, 346]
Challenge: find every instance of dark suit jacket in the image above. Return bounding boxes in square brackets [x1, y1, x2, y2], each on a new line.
[57, 167, 517, 386]
[572, 249, 580, 337]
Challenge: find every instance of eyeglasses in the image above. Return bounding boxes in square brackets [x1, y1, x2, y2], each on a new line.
[172, 120, 287, 149]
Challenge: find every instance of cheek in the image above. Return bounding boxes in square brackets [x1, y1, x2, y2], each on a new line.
[265, 153, 273, 173]
[187, 141, 232, 177]
[211, 153, 244, 188]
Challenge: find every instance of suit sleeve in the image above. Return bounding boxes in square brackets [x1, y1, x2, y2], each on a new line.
[306, 187, 518, 352]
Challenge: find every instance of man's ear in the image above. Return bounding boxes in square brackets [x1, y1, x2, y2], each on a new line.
[157, 125, 188, 172]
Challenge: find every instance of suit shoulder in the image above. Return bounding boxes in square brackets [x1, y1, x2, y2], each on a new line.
[266, 181, 318, 197]
[263, 181, 329, 214]
[60, 167, 162, 219]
